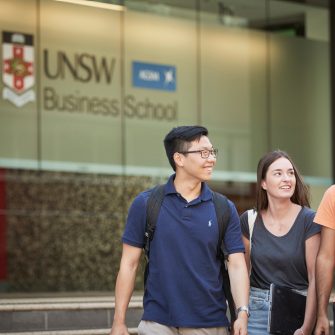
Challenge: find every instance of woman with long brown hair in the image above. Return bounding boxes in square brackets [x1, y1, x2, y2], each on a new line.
[240, 150, 320, 335]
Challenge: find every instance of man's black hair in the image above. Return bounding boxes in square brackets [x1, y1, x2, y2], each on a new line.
[163, 125, 208, 171]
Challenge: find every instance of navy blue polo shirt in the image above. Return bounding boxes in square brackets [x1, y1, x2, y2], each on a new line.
[122, 175, 245, 328]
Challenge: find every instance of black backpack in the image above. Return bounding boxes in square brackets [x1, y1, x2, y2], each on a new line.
[143, 184, 237, 323]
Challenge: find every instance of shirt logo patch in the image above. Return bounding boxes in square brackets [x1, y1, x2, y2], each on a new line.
[208, 220, 212, 227]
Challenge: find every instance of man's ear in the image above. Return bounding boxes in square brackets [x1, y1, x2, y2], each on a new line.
[173, 152, 184, 168]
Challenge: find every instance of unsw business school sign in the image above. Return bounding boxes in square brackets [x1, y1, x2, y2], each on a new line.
[1, 31, 177, 122]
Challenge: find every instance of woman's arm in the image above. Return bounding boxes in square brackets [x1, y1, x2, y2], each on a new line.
[294, 233, 320, 335]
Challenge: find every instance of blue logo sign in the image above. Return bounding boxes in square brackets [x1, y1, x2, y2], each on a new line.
[132, 61, 176, 92]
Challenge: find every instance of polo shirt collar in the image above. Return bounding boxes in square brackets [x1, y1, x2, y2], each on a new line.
[165, 174, 212, 202]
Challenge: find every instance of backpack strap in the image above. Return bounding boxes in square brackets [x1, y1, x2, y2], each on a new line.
[247, 209, 257, 275]
[143, 184, 165, 285]
[212, 191, 236, 323]
[247, 209, 257, 254]
[212, 192, 231, 259]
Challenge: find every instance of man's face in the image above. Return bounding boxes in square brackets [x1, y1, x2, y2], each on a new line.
[178, 135, 217, 182]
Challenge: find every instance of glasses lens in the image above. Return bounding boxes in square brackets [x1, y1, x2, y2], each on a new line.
[201, 150, 210, 158]
[200, 149, 218, 158]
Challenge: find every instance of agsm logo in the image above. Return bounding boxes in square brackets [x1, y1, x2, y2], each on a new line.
[132, 61, 176, 92]
[2, 31, 35, 107]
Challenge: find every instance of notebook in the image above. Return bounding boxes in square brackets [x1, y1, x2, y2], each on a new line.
[267, 283, 306, 335]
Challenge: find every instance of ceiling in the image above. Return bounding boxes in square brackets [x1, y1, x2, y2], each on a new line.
[125, 0, 329, 27]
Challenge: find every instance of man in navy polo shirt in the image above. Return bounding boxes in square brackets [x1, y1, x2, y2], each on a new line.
[110, 126, 249, 335]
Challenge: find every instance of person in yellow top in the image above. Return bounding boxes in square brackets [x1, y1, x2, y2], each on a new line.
[314, 185, 335, 335]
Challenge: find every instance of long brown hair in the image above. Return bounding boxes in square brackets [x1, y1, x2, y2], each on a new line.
[256, 150, 310, 212]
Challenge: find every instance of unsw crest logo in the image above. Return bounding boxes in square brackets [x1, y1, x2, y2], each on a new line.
[2, 31, 35, 107]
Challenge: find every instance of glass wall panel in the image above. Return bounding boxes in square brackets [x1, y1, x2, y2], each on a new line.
[39, 0, 123, 171]
[269, 35, 330, 178]
[124, 1, 198, 173]
[200, 23, 268, 175]
[268, 0, 331, 207]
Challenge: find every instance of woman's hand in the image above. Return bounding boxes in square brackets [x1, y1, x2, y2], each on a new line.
[293, 327, 304, 335]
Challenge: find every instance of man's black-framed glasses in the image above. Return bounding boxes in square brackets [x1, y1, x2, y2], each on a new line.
[179, 148, 218, 159]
